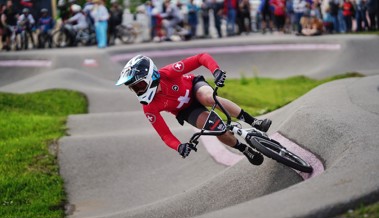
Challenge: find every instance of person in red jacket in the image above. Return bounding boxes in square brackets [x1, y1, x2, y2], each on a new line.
[342, 0, 355, 32]
[270, 0, 286, 33]
[116, 53, 272, 165]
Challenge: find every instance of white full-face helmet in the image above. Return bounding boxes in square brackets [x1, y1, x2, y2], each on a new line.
[116, 55, 160, 105]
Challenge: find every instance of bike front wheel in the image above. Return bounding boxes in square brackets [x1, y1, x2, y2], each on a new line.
[249, 136, 313, 173]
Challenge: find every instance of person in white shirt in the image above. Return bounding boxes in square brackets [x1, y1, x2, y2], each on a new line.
[91, 0, 109, 48]
[64, 4, 88, 46]
[17, 8, 36, 48]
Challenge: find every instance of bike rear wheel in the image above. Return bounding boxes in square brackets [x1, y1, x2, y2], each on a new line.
[249, 136, 313, 173]
[117, 25, 136, 44]
[52, 30, 70, 48]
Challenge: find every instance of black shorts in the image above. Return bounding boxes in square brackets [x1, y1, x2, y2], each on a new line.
[176, 75, 211, 126]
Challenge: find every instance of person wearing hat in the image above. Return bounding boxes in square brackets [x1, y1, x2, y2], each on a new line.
[91, 0, 109, 48]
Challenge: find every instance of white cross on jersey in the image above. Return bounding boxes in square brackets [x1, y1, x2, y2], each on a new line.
[173, 62, 184, 72]
[177, 89, 190, 109]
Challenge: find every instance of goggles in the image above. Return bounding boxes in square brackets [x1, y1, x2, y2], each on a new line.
[126, 80, 148, 95]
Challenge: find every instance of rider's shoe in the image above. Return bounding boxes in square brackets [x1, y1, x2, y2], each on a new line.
[252, 118, 272, 132]
[243, 147, 264, 165]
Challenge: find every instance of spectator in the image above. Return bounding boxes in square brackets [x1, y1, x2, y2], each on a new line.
[143, 1, 155, 41]
[355, 0, 369, 32]
[152, 7, 165, 41]
[83, 0, 95, 29]
[91, 0, 109, 48]
[18, 8, 36, 48]
[285, 0, 296, 33]
[200, 0, 211, 38]
[224, 0, 238, 36]
[342, 0, 355, 32]
[65, 4, 88, 46]
[37, 8, 54, 48]
[329, 0, 342, 32]
[323, 6, 334, 33]
[108, 0, 123, 45]
[367, 0, 378, 30]
[238, 0, 252, 34]
[293, 0, 308, 34]
[58, 0, 70, 22]
[271, 0, 286, 33]
[161, 0, 184, 41]
[300, 14, 324, 36]
[211, 0, 223, 38]
[0, 3, 5, 46]
[187, 0, 199, 38]
[1, 0, 18, 51]
[259, 0, 274, 33]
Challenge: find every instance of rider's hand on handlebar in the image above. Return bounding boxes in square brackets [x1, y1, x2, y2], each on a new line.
[178, 143, 197, 158]
[213, 69, 226, 87]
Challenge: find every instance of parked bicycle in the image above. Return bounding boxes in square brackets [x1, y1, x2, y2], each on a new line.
[52, 24, 96, 48]
[113, 24, 138, 44]
[188, 86, 313, 173]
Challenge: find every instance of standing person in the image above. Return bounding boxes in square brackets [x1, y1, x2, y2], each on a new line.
[367, 0, 378, 31]
[200, 0, 211, 38]
[224, 0, 238, 36]
[329, 0, 341, 32]
[271, 0, 286, 33]
[342, 0, 354, 32]
[1, 0, 18, 51]
[355, 0, 369, 32]
[115, 53, 272, 164]
[259, 0, 274, 33]
[91, 0, 109, 48]
[293, 0, 308, 34]
[238, 0, 252, 34]
[187, 0, 199, 38]
[108, 0, 123, 45]
[0, 3, 6, 49]
[211, 0, 223, 38]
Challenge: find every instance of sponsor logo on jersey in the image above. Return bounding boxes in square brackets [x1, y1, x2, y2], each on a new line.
[172, 85, 179, 91]
[145, 113, 156, 124]
[172, 61, 184, 72]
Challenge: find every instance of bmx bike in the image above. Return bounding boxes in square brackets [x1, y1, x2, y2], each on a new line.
[188, 86, 313, 173]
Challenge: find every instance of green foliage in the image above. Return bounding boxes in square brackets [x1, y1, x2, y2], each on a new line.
[213, 72, 363, 117]
[337, 202, 379, 218]
[0, 89, 87, 218]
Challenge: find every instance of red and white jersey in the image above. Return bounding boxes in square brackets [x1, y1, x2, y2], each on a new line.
[142, 53, 219, 151]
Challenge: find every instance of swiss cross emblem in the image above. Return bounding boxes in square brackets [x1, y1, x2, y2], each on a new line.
[145, 113, 156, 124]
[172, 61, 184, 72]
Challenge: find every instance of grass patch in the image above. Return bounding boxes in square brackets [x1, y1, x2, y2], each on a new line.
[0, 89, 87, 218]
[337, 201, 379, 218]
[216, 72, 363, 116]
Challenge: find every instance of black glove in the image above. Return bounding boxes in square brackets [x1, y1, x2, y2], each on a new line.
[178, 143, 197, 158]
[213, 69, 226, 87]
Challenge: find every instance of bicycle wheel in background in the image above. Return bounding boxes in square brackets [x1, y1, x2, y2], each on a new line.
[248, 136, 313, 173]
[52, 30, 70, 48]
[117, 25, 136, 44]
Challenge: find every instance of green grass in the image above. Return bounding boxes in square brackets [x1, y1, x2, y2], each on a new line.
[216, 72, 363, 116]
[336, 202, 379, 218]
[0, 89, 87, 218]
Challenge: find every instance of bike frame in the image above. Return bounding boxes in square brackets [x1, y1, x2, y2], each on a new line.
[189, 87, 268, 147]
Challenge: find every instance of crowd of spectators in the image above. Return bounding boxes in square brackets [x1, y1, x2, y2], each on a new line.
[0, 0, 123, 51]
[140, 0, 378, 40]
[0, 0, 378, 51]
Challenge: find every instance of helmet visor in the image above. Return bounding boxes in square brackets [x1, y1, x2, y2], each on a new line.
[128, 80, 148, 96]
